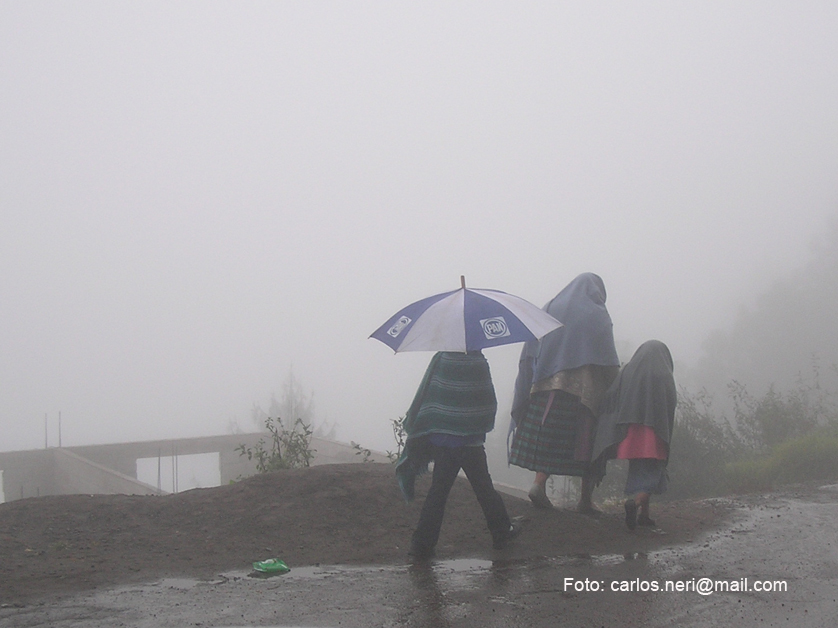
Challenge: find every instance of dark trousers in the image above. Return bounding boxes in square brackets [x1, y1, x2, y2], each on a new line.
[411, 444, 511, 552]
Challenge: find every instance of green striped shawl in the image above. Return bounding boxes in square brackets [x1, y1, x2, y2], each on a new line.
[396, 351, 497, 500]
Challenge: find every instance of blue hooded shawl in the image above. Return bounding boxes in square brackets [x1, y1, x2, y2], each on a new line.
[510, 273, 620, 426]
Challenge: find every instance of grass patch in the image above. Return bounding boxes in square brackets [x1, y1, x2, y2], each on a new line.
[725, 429, 838, 493]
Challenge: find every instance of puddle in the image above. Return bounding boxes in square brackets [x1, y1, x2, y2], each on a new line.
[132, 558, 497, 593]
[437, 558, 493, 571]
[119, 502, 792, 600]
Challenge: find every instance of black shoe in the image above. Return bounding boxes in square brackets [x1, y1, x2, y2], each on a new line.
[493, 519, 523, 550]
[624, 500, 637, 531]
[528, 483, 553, 509]
[637, 514, 656, 527]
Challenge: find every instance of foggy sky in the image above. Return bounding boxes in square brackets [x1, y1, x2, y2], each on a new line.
[2, 2, 837, 454]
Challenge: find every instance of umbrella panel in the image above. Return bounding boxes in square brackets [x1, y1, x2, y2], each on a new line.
[463, 289, 543, 351]
[370, 287, 562, 353]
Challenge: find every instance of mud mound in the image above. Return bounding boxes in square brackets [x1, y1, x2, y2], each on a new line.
[0, 463, 728, 603]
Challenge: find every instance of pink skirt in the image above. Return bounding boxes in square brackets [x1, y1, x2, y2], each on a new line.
[616, 424, 668, 460]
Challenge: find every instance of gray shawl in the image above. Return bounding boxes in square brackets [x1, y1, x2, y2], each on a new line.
[590, 340, 677, 464]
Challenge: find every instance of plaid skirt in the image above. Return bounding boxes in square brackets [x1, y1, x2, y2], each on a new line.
[509, 389, 596, 477]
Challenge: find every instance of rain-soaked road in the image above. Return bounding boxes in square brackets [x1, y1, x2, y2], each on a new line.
[3, 486, 838, 628]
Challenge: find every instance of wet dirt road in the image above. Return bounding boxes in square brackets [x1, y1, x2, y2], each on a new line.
[3, 487, 837, 628]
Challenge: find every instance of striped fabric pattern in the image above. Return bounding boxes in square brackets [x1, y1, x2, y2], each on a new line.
[405, 352, 497, 439]
[397, 351, 497, 500]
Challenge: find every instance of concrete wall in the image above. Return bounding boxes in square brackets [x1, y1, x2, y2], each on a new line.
[0, 433, 390, 503]
[52, 449, 161, 496]
[0, 449, 54, 501]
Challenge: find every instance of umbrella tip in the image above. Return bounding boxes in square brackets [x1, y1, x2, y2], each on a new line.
[460, 275, 466, 289]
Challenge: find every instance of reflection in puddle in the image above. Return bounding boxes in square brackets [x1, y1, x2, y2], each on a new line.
[141, 549, 669, 595]
[437, 558, 493, 571]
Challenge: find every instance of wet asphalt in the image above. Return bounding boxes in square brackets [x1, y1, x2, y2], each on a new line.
[3, 487, 838, 628]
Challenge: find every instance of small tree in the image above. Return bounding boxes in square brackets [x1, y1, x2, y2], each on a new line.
[252, 368, 339, 440]
[387, 415, 407, 462]
[237, 416, 315, 472]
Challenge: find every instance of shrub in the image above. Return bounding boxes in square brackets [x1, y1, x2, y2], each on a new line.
[387, 415, 407, 463]
[662, 388, 745, 500]
[659, 368, 838, 499]
[237, 416, 315, 472]
[725, 428, 838, 492]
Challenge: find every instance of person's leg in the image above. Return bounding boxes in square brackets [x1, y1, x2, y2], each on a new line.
[639, 458, 668, 526]
[636, 492, 655, 526]
[410, 446, 460, 557]
[624, 492, 654, 527]
[460, 446, 513, 546]
[624, 495, 638, 530]
[625, 459, 662, 527]
[624, 460, 639, 530]
[528, 471, 553, 508]
[577, 474, 600, 514]
[624, 459, 661, 529]
[636, 492, 650, 516]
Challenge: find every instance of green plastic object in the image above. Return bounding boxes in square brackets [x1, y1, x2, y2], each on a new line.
[252, 558, 290, 574]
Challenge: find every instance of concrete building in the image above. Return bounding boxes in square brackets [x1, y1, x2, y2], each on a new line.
[0, 433, 391, 503]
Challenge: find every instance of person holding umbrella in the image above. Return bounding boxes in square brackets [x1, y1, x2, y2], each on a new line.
[371, 277, 561, 559]
[590, 340, 677, 529]
[396, 350, 520, 559]
[508, 273, 621, 513]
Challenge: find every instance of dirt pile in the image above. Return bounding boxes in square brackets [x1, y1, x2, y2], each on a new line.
[0, 462, 728, 603]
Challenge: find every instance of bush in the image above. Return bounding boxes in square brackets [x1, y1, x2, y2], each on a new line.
[387, 415, 407, 463]
[725, 428, 838, 492]
[237, 416, 315, 472]
[730, 380, 823, 452]
[662, 388, 745, 500]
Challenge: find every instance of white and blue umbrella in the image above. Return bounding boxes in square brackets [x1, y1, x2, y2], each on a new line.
[370, 277, 563, 353]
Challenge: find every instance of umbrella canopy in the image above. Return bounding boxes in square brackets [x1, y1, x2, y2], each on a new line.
[370, 278, 563, 353]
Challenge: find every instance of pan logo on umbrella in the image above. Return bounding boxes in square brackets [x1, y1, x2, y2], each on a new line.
[387, 316, 412, 338]
[480, 317, 510, 339]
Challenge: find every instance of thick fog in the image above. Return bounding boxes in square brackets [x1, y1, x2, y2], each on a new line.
[2, 2, 837, 455]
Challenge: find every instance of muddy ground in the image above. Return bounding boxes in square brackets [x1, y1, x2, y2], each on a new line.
[0, 462, 730, 606]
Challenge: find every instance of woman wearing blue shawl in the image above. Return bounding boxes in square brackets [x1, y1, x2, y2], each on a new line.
[509, 273, 620, 512]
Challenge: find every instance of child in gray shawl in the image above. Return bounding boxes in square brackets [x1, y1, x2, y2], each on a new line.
[591, 340, 677, 529]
